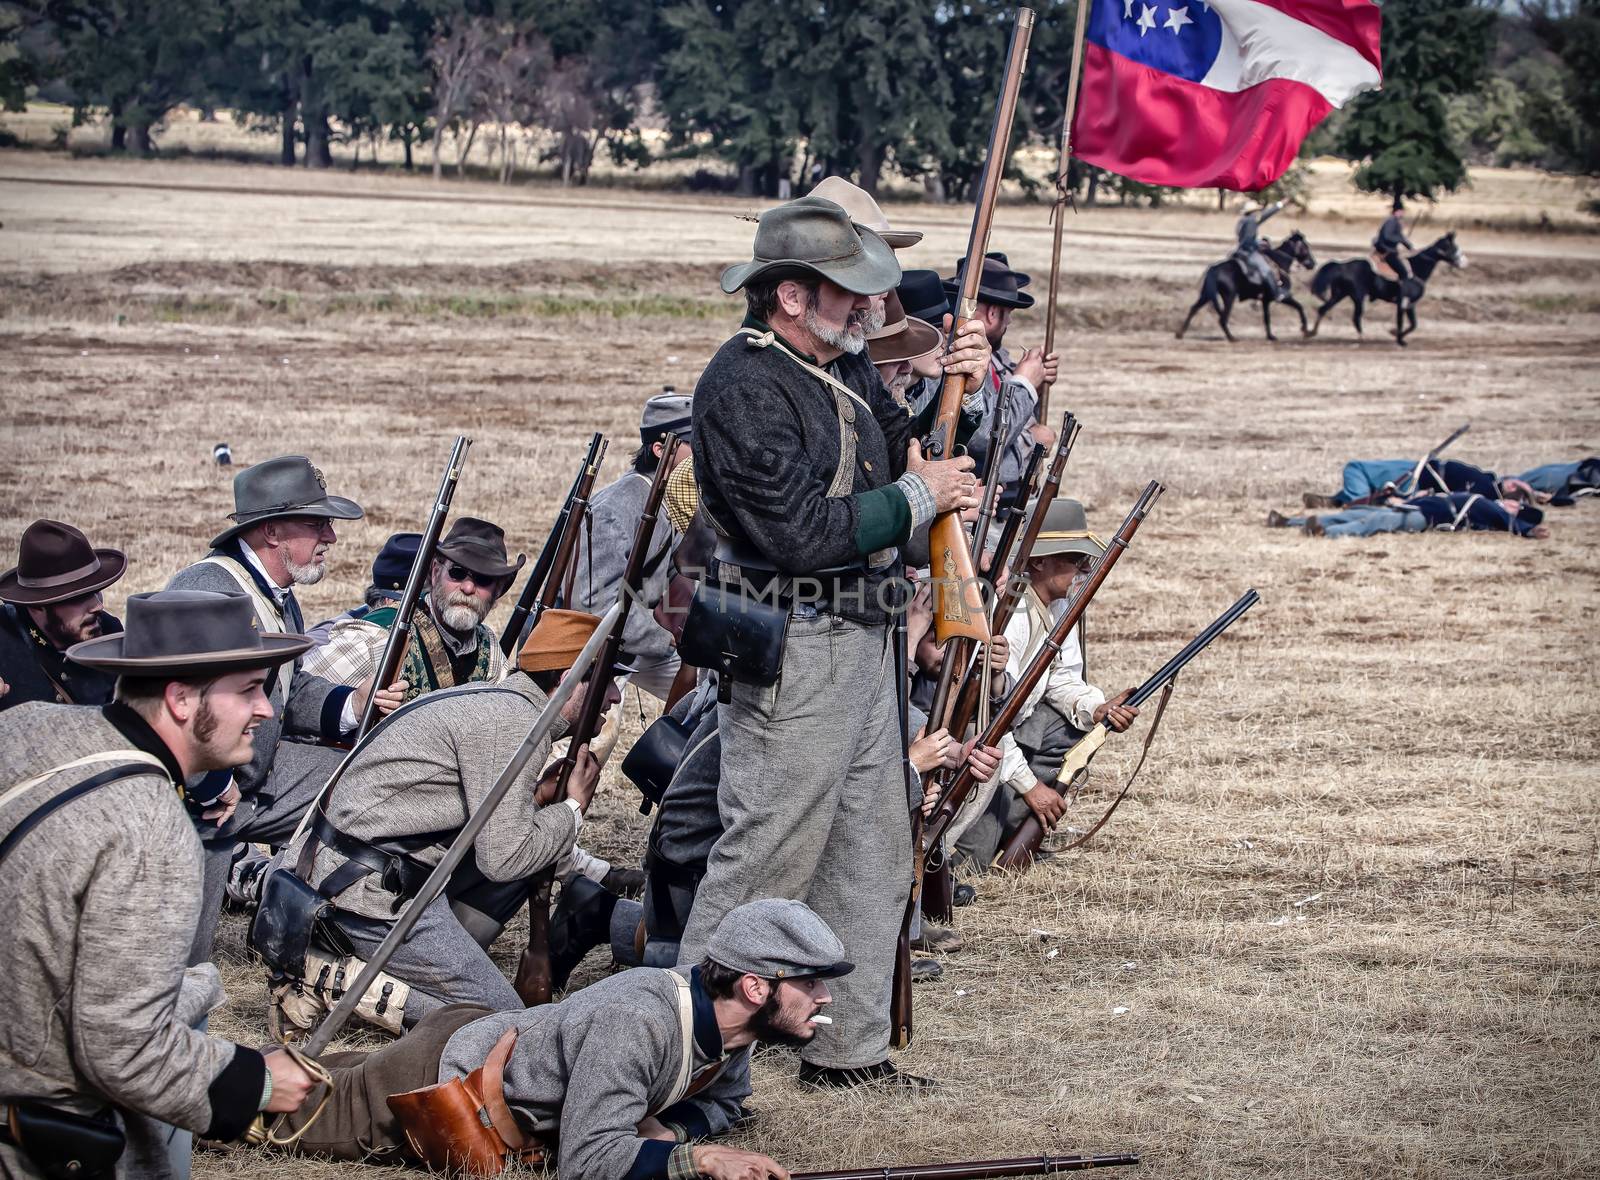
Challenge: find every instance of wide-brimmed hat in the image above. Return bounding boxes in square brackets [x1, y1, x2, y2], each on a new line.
[944, 255, 1034, 310]
[371, 532, 423, 595]
[435, 517, 525, 581]
[720, 197, 902, 297]
[708, 898, 854, 981]
[867, 290, 941, 367]
[898, 269, 951, 326]
[0, 519, 127, 606]
[68, 590, 313, 675]
[210, 455, 364, 548]
[807, 176, 924, 249]
[1024, 498, 1105, 561]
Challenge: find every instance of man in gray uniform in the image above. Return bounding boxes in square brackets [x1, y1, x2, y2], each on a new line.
[1235, 199, 1287, 300]
[167, 454, 405, 961]
[271, 898, 847, 1180]
[681, 196, 991, 1089]
[0, 591, 319, 1179]
[269, 608, 616, 1034]
[1373, 196, 1415, 306]
[568, 390, 695, 703]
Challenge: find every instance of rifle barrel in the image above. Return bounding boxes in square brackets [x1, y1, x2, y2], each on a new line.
[1128, 589, 1259, 708]
[793, 1153, 1141, 1180]
[356, 435, 471, 738]
[500, 432, 602, 655]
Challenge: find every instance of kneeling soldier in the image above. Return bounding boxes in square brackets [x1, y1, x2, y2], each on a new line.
[0, 591, 319, 1178]
[270, 898, 843, 1180]
[264, 609, 617, 1037]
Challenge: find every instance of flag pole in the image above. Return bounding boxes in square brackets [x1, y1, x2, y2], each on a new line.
[1040, 0, 1093, 427]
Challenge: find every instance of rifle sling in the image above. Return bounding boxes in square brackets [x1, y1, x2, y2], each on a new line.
[1056, 678, 1177, 853]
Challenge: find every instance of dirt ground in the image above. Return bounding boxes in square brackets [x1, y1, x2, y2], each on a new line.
[1, 151, 1597, 1180]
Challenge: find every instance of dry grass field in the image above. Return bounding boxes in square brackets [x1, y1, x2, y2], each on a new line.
[1, 148, 1598, 1180]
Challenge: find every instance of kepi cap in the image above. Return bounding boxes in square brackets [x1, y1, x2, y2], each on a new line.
[707, 898, 854, 981]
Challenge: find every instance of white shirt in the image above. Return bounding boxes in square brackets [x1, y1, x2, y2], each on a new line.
[996, 588, 1105, 795]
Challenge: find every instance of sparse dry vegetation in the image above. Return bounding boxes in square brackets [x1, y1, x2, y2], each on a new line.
[1, 152, 1596, 1180]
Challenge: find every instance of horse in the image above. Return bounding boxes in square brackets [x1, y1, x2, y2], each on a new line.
[1175, 230, 1317, 343]
[1308, 232, 1467, 347]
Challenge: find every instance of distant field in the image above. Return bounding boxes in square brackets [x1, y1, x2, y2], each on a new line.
[1, 150, 1596, 1180]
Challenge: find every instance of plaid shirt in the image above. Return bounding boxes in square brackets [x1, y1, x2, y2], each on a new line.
[298, 613, 508, 691]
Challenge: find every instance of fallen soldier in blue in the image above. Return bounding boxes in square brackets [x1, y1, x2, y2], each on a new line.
[1300, 458, 1532, 509]
[1269, 492, 1549, 539]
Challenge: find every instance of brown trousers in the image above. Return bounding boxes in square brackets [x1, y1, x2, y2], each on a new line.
[274, 1004, 491, 1162]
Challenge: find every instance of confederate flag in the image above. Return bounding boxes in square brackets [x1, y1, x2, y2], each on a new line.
[1071, 0, 1382, 191]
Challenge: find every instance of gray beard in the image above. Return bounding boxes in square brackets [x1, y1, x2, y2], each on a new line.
[805, 303, 870, 355]
[438, 601, 483, 633]
[285, 556, 326, 586]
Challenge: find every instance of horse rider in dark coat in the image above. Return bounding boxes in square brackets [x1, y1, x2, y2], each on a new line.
[1235, 199, 1287, 301]
[1374, 197, 1415, 300]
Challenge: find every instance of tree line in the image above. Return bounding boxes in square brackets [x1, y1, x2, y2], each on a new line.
[1, 0, 1596, 203]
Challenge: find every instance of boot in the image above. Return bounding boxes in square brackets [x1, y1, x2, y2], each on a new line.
[798, 1059, 938, 1092]
[1303, 516, 1326, 537]
[1301, 492, 1339, 509]
[1266, 509, 1290, 529]
[548, 877, 618, 992]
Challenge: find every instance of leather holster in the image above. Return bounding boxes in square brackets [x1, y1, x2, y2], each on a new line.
[386, 1029, 542, 1177]
[677, 581, 788, 703]
[3, 1101, 125, 1180]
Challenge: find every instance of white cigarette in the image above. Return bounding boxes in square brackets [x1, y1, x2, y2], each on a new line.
[809, 1014, 833, 1025]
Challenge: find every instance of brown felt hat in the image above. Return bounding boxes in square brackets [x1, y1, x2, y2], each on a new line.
[0, 519, 127, 606]
[866, 290, 941, 367]
[807, 176, 924, 249]
[435, 516, 525, 581]
[68, 590, 312, 675]
[517, 609, 602, 675]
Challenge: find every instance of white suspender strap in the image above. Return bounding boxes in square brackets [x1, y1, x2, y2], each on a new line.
[1, 750, 167, 813]
[200, 555, 294, 698]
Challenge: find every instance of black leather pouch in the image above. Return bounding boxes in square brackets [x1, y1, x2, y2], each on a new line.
[622, 715, 691, 815]
[677, 581, 788, 701]
[250, 868, 352, 976]
[6, 1101, 124, 1180]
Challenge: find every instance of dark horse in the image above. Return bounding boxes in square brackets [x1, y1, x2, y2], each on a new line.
[1308, 232, 1467, 347]
[1176, 230, 1317, 342]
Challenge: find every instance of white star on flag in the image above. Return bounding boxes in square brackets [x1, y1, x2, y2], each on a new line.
[1123, 0, 1135, 18]
[1164, 5, 1192, 33]
[1136, 3, 1158, 35]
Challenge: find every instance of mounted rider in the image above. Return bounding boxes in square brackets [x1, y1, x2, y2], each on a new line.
[1373, 196, 1415, 286]
[1234, 198, 1287, 301]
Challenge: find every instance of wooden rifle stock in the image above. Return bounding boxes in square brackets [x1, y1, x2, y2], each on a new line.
[514, 436, 678, 1005]
[994, 589, 1260, 869]
[929, 5, 1034, 647]
[355, 436, 471, 739]
[946, 414, 1077, 743]
[500, 432, 603, 655]
[793, 1153, 1140, 1180]
[924, 480, 1163, 851]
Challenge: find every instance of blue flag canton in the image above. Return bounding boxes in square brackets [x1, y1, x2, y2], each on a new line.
[1086, 0, 1224, 82]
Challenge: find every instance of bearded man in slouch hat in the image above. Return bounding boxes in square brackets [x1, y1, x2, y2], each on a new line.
[677, 194, 993, 1090]
[0, 591, 321, 1178]
[0, 520, 128, 711]
[167, 454, 406, 963]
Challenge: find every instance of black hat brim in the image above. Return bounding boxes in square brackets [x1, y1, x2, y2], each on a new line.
[66, 631, 314, 675]
[942, 279, 1035, 310]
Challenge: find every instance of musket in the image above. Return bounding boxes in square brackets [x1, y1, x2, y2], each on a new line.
[1344, 421, 1470, 507]
[926, 4, 1034, 649]
[514, 435, 678, 1005]
[1038, 0, 1093, 426]
[970, 401, 1012, 560]
[295, 598, 624, 1057]
[924, 480, 1163, 851]
[794, 1154, 1140, 1180]
[499, 432, 603, 655]
[944, 414, 1077, 746]
[354, 436, 471, 739]
[986, 441, 1045, 581]
[994, 588, 1261, 870]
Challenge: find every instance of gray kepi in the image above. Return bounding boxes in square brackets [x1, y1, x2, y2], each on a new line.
[67, 589, 313, 675]
[720, 196, 902, 297]
[1026, 497, 1105, 561]
[707, 897, 854, 981]
[210, 455, 364, 549]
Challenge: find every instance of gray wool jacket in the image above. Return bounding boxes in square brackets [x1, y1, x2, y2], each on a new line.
[568, 470, 679, 674]
[166, 540, 353, 805]
[0, 703, 265, 1176]
[283, 674, 578, 921]
[439, 966, 750, 1180]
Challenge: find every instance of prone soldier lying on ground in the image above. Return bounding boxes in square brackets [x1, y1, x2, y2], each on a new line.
[1267, 492, 1549, 539]
[0, 591, 320, 1179]
[265, 898, 847, 1180]
[260, 607, 619, 1037]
